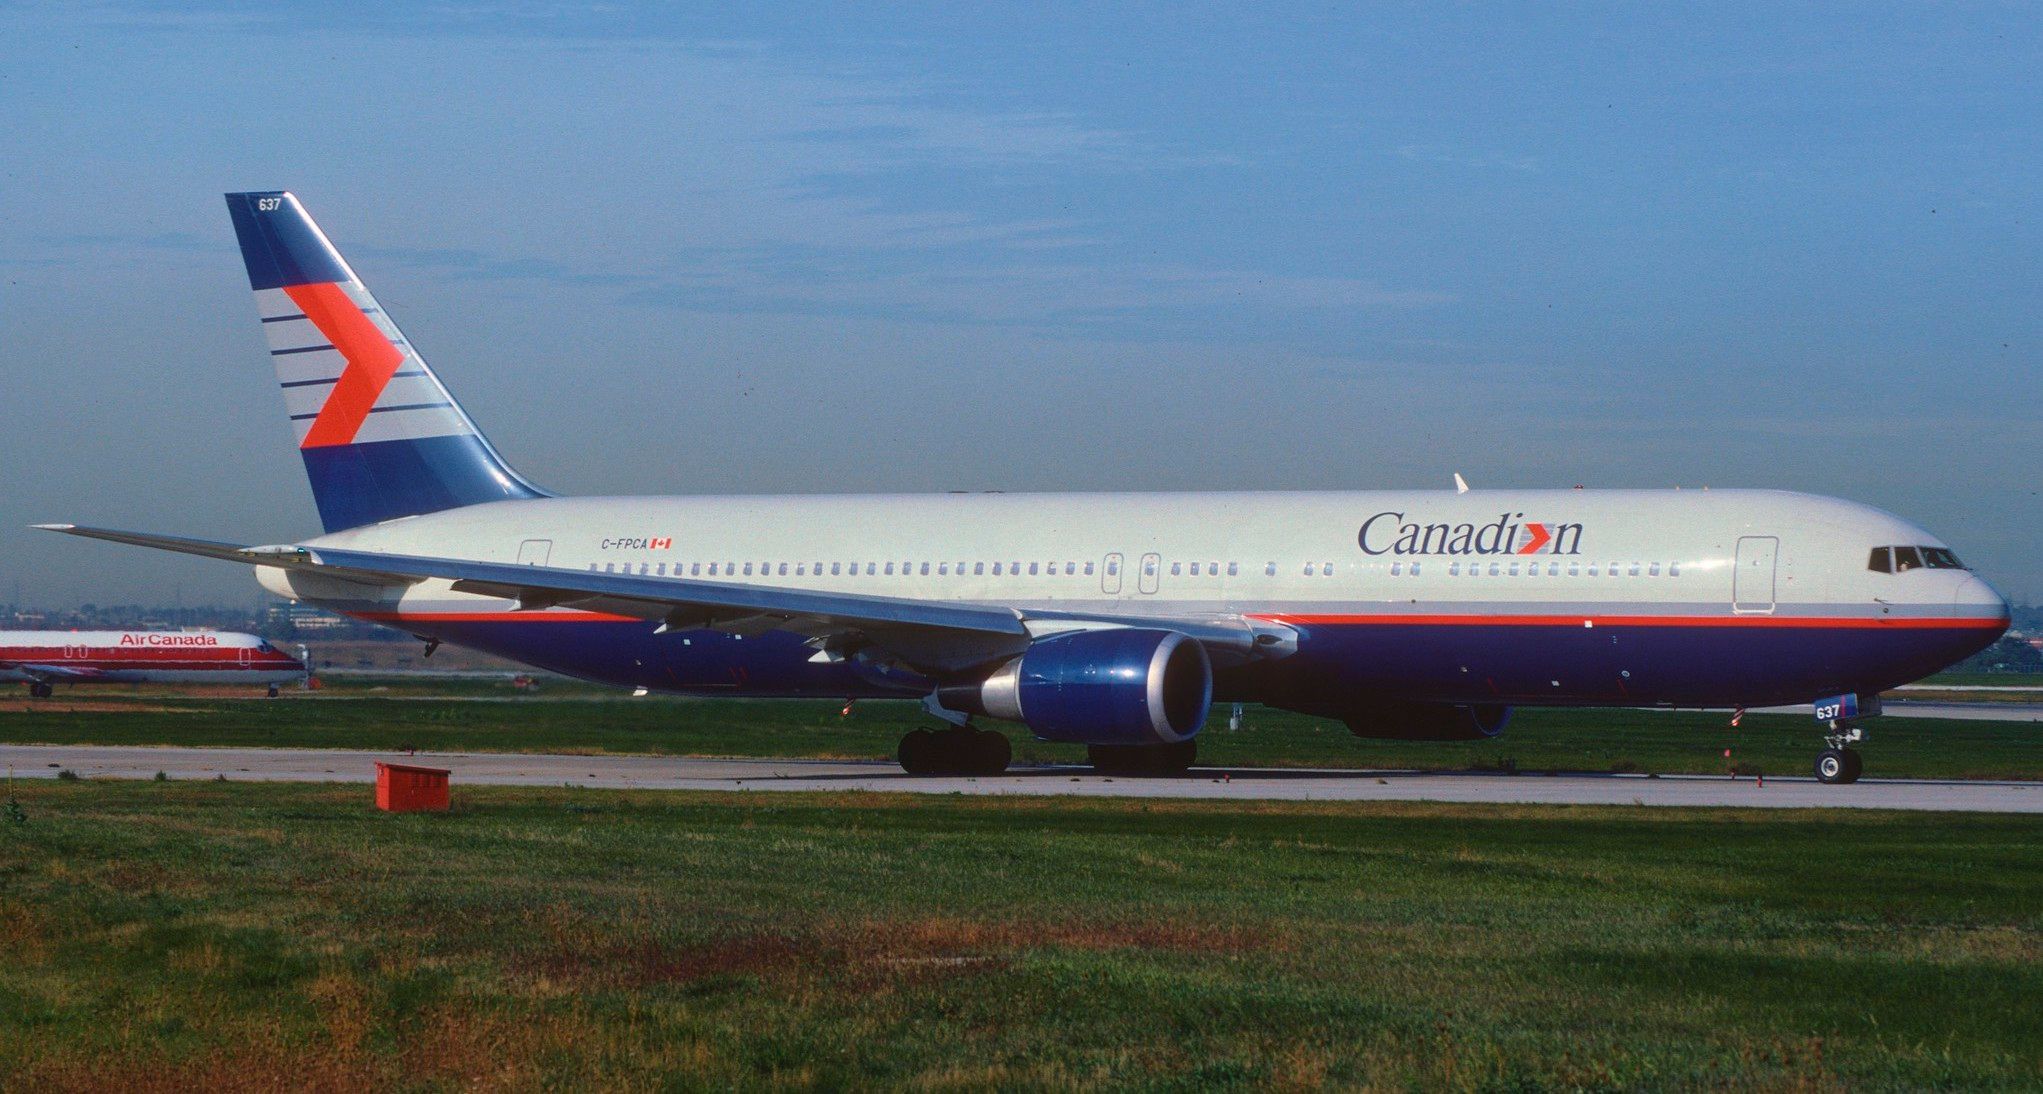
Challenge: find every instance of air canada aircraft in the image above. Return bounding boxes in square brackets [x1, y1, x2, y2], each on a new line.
[1, 630, 305, 697]
[40, 192, 2010, 782]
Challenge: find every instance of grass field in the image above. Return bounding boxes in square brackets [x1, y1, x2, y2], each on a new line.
[3, 688, 2038, 780]
[0, 780, 2037, 1089]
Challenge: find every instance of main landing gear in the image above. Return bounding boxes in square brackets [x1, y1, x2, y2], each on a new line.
[26, 682, 53, 699]
[898, 726, 1012, 777]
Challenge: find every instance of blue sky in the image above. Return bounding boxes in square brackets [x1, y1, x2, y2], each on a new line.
[1, 2, 2037, 605]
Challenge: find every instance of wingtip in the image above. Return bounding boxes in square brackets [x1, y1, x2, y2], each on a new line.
[30, 523, 77, 532]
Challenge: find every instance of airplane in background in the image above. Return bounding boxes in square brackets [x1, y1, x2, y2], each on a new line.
[39, 192, 2010, 782]
[1, 630, 306, 697]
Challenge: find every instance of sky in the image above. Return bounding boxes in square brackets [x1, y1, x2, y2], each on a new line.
[0, 2, 2037, 607]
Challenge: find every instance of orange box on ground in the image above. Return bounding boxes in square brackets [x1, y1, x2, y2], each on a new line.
[374, 761, 450, 812]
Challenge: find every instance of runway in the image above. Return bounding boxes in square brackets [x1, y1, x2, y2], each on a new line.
[5, 743, 2037, 812]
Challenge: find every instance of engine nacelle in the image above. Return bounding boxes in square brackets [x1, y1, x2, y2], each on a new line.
[940, 628, 1212, 746]
[1342, 700, 1511, 742]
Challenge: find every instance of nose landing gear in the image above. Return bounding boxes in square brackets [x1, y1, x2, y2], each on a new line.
[1813, 705, 1870, 785]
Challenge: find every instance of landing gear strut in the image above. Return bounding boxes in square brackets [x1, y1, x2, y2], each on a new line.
[898, 726, 1012, 777]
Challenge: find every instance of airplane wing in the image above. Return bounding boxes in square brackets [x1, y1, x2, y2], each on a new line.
[38, 524, 1273, 673]
[0, 661, 109, 682]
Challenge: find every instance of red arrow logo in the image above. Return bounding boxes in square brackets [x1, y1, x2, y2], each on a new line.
[1517, 523, 1552, 554]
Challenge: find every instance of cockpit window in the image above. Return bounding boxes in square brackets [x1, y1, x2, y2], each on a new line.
[1922, 547, 1964, 569]
[1868, 545, 1965, 573]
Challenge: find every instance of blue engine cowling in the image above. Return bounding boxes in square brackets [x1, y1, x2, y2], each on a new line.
[943, 628, 1213, 746]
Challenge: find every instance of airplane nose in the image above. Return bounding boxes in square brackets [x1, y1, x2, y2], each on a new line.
[1954, 574, 2011, 628]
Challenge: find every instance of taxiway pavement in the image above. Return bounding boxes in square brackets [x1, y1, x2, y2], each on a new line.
[4, 744, 2036, 812]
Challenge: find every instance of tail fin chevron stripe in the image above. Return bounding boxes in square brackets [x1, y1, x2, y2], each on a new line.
[285, 281, 405, 448]
[225, 191, 545, 531]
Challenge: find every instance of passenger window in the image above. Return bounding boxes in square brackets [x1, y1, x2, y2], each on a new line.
[975, 562, 985, 575]
[1507, 563, 1519, 576]
[1628, 563, 1640, 577]
[1587, 565, 1598, 577]
[1410, 562, 1421, 576]
[1227, 562, 1238, 576]
[1893, 546, 1923, 572]
[1649, 563, 1660, 576]
[778, 563, 788, 576]
[1608, 563, 1620, 577]
[830, 563, 841, 576]
[1449, 562, 1461, 576]
[1028, 562, 1038, 575]
[938, 563, 948, 575]
[1144, 559, 1157, 576]
[920, 562, 930, 575]
[1265, 562, 1277, 576]
[1487, 563, 1500, 576]
[1391, 562, 1403, 576]
[1086, 562, 1096, 575]
[1172, 562, 1183, 576]
[691, 563, 701, 576]
[743, 563, 753, 576]
[1668, 562, 1679, 576]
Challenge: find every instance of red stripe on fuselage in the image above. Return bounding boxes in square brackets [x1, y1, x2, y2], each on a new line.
[350, 610, 638, 623]
[286, 281, 404, 449]
[1251, 613, 2007, 630]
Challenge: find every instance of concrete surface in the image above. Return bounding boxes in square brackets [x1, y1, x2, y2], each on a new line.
[4, 744, 2037, 812]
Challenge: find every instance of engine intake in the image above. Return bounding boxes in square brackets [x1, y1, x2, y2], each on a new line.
[941, 628, 1212, 746]
[1342, 700, 1510, 742]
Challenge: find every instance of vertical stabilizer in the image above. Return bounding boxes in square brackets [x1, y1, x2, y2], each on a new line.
[224, 191, 545, 531]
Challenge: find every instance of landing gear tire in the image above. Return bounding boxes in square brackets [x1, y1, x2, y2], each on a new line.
[898, 727, 1011, 776]
[970, 728, 1012, 776]
[27, 683, 52, 700]
[266, 684, 280, 699]
[1087, 740, 1196, 776]
[898, 729, 939, 775]
[1815, 747, 1862, 785]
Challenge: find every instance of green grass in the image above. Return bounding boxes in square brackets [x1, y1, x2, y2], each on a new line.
[4, 691, 2038, 780]
[0, 781, 2036, 1089]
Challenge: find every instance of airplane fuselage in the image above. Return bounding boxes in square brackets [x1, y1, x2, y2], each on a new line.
[266, 487, 2008, 713]
[0, 631, 305, 687]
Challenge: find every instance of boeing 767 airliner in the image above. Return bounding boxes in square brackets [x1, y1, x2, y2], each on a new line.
[40, 192, 2010, 782]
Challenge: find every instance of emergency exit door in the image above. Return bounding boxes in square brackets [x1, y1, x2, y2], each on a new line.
[1733, 536, 1777, 614]
[517, 539, 553, 567]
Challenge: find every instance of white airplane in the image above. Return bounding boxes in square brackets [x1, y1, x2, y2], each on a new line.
[1, 630, 305, 697]
[40, 192, 2009, 782]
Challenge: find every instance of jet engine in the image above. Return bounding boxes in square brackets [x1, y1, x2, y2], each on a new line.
[939, 628, 1212, 746]
[1342, 700, 1511, 742]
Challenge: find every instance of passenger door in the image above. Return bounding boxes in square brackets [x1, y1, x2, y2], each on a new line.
[1138, 552, 1161, 595]
[1100, 552, 1123, 595]
[1733, 536, 1778, 614]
